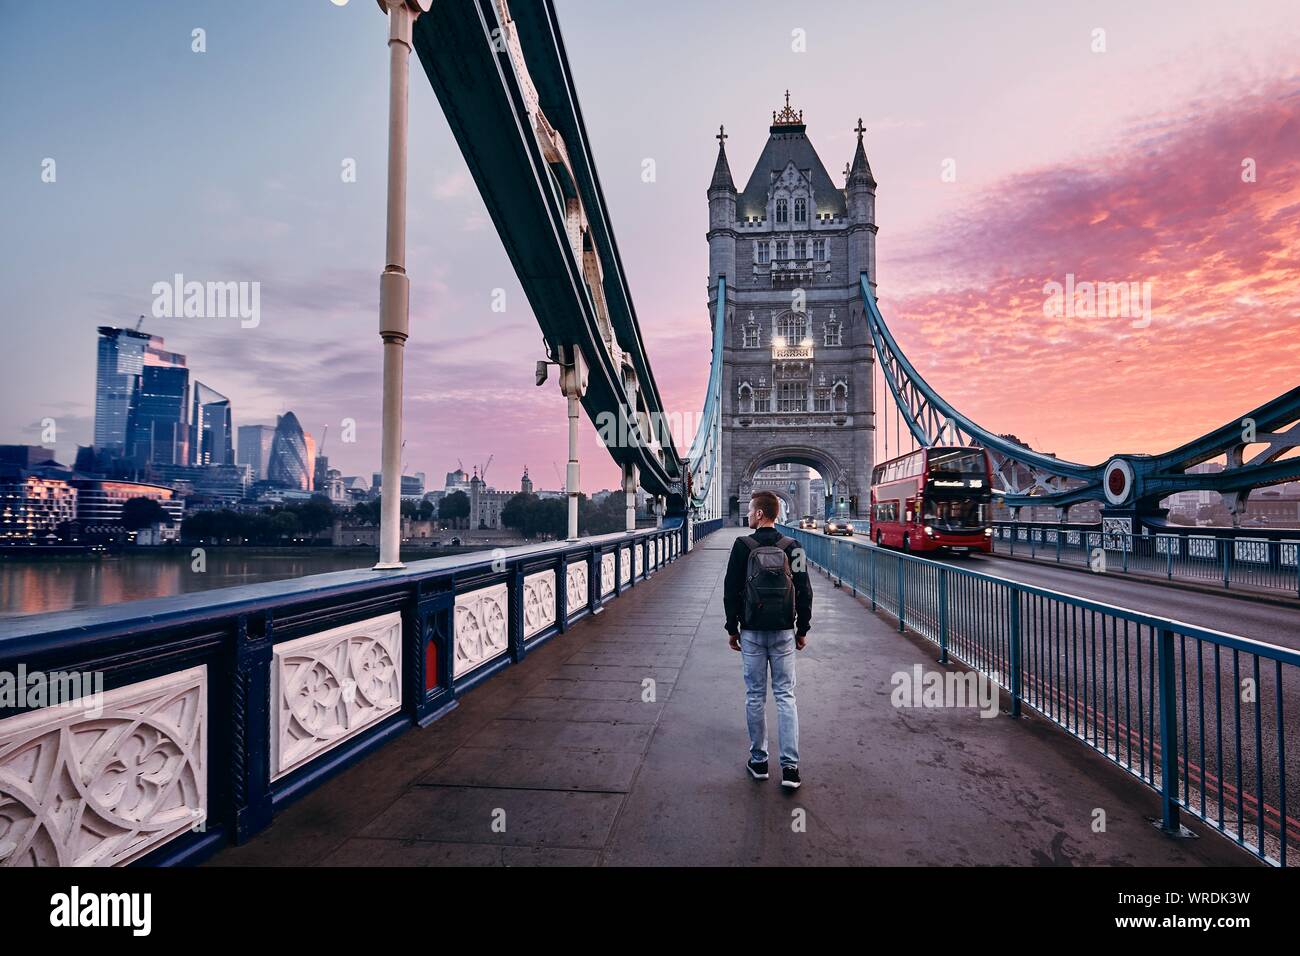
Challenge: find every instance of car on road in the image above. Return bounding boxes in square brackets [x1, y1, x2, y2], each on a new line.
[798, 515, 819, 530]
[823, 518, 853, 536]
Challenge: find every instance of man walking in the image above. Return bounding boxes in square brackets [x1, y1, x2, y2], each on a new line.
[724, 490, 813, 789]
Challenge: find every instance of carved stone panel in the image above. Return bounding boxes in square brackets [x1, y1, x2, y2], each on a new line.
[454, 583, 510, 678]
[0, 665, 207, 867]
[634, 543, 644, 577]
[601, 552, 615, 596]
[523, 569, 557, 638]
[566, 560, 589, 612]
[271, 611, 402, 781]
[619, 547, 631, 585]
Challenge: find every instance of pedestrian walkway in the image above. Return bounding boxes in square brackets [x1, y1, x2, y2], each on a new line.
[210, 528, 1254, 866]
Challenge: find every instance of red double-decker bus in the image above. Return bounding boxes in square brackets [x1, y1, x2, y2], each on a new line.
[869, 446, 994, 554]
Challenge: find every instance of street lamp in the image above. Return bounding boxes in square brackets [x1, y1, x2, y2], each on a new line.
[373, 0, 431, 570]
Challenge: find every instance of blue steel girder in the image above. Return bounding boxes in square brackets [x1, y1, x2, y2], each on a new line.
[411, 0, 684, 501]
[859, 274, 1300, 513]
[685, 276, 726, 510]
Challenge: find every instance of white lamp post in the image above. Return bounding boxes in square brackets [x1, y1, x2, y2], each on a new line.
[374, 0, 430, 569]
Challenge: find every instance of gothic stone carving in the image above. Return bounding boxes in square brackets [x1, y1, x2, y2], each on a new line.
[523, 569, 557, 638]
[271, 612, 402, 781]
[0, 665, 207, 867]
[454, 583, 510, 678]
[566, 560, 589, 613]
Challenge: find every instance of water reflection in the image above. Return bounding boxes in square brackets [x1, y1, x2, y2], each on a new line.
[0, 549, 402, 618]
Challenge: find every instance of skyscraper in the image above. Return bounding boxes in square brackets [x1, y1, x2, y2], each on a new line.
[93, 325, 185, 452]
[191, 382, 233, 466]
[267, 412, 311, 490]
[236, 424, 276, 481]
[128, 364, 190, 466]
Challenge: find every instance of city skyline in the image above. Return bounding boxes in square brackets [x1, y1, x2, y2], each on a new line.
[2, 1, 1298, 491]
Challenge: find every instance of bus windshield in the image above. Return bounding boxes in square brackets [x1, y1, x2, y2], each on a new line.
[922, 497, 990, 531]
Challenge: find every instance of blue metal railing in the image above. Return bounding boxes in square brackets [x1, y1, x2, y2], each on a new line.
[993, 521, 1300, 598]
[0, 520, 706, 867]
[781, 524, 1299, 866]
[691, 517, 725, 544]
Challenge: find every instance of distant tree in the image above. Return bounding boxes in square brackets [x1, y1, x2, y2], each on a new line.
[298, 494, 335, 535]
[120, 496, 169, 530]
[440, 490, 470, 522]
[351, 499, 381, 526]
[270, 511, 300, 540]
[502, 492, 538, 536]
[416, 498, 435, 521]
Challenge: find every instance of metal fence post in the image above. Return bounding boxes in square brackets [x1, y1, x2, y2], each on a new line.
[870, 549, 877, 610]
[938, 568, 949, 664]
[1008, 589, 1022, 718]
[898, 557, 906, 633]
[1167, 539, 1173, 580]
[1223, 540, 1231, 589]
[1156, 627, 1182, 832]
[1056, 527, 1062, 563]
[1122, 533, 1129, 572]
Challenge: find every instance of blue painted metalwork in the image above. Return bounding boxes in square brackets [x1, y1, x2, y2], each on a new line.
[781, 523, 1300, 865]
[409, 0, 688, 505]
[685, 276, 726, 513]
[992, 520, 1300, 597]
[860, 274, 1300, 516]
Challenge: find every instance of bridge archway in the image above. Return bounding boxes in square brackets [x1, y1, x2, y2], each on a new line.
[737, 445, 852, 520]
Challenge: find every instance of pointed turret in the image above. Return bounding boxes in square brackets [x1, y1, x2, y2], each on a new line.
[846, 118, 877, 288]
[710, 125, 736, 192]
[707, 123, 737, 286]
[847, 118, 876, 188]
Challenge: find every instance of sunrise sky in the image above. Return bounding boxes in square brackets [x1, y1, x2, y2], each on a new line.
[1, 0, 1297, 491]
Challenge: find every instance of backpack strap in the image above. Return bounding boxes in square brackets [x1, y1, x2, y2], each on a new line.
[741, 535, 763, 553]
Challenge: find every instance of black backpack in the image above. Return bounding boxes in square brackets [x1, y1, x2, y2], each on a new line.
[741, 535, 796, 630]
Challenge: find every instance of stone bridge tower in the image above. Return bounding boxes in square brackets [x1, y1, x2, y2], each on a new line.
[708, 94, 877, 520]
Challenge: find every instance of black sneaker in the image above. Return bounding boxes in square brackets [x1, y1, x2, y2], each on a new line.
[781, 766, 801, 789]
[747, 759, 769, 780]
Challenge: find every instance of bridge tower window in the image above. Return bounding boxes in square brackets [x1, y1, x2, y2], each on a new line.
[824, 320, 841, 347]
[813, 388, 831, 412]
[832, 381, 848, 413]
[777, 381, 807, 412]
[794, 197, 807, 222]
[775, 198, 788, 223]
[813, 238, 826, 261]
[743, 323, 760, 348]
[776, 312, 807, 343]
[775, 240, 788, 260]
[793, 239, 806, 260]
[757, 241, 770, 264]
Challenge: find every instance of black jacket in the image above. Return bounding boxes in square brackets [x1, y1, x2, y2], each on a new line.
[723, 526, 813, 636]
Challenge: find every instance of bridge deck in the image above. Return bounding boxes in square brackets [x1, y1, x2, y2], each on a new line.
[211, 528, 1253, 867]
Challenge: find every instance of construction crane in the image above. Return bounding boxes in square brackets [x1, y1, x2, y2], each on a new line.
[478, 454, 494, 484]
[551, 460, 565, 493]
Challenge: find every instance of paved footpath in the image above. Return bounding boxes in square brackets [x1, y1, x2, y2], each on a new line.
[211, 528, 1255, 866]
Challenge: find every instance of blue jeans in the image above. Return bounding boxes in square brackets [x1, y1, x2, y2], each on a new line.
[740, 628, 799, 768]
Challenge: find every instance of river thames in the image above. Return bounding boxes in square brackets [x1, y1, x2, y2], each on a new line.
[0, 547, 486, 619]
